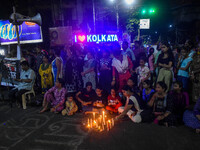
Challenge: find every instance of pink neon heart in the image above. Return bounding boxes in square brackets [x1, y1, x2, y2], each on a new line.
[78, 35, 86, 42]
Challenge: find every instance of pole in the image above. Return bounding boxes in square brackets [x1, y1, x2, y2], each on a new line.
[92, 0, 96, 33]
[116, 3, 119, 32]
[13, 7, 21, 60]
[60, 0, 64, 26]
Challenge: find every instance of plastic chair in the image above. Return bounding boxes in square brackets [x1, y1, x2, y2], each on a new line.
[22, 81, 35, 109]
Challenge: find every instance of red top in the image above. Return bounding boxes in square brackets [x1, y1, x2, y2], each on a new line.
[107, 95, 121, 106]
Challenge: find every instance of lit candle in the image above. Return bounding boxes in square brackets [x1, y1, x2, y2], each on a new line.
[112, 118, 114, 127]
[107, 121, 109, 131]
[108, 120, 112, 129]
[93, 112, 95, 120]
[90, 118, 93, 128]
[103, 111, 105, 125]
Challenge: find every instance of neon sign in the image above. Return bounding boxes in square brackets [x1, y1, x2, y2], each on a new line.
[75, 34, 118, 43]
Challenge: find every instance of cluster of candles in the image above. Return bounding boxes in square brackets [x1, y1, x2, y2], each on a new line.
[86, 111, 115, 132]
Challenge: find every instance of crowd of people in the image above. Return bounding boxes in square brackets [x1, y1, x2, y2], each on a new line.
[7, 39, 200, 133]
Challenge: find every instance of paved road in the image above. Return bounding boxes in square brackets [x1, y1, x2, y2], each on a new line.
[0, 104, 200, 150]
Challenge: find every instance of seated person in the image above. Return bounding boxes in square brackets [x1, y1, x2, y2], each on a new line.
[183, 98, 200, 134]
[93, 85, 108, 111]
[76, 82, 96, 112]
[9, 61, 35, 107]
[40, 78, 66, 113]
[106, 87, 122, 113]
[62, 93, 78, 116]
[142, 80, 155, 108]
[116, 85, 143, 123]
[169, 81, 187, 124]
[141, 82, 176, 127]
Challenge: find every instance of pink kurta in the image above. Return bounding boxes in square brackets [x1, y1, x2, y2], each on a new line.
[44, 86, 67, 112]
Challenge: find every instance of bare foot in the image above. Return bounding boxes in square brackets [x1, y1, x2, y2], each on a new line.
[39, 108, 47, 113]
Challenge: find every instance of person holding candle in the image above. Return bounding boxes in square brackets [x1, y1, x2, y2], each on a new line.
[76, 82, 96, 112]
[93, 85, 108, 110]
[106, 88, 122, 113]
[116, 85, 142, 123]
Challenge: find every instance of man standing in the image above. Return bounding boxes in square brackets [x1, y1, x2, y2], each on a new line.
[122, 41, 136, 63]
[9, 61, 35, 106]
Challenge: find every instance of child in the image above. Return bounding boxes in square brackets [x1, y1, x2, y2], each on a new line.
[116, 85, 142, 123]
[169, 81, 187, 124]
[62, 94, 78, 116]
[142, 80, 155, 107]
[135, 57, 150, 90]
[177, 47, 193, 90]
[106, 88, 122, 113]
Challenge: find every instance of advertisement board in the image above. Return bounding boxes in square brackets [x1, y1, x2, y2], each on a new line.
[0, 20, 43, 45]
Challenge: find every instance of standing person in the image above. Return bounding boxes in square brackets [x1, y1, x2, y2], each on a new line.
[39, 55, 53, 94]
[148, 47, 155, 82]
[133, 40, 146, 68]
[185, 39, 196, 58]
[135, 57, 150, 90]
[99, 49, 112, 92]
[111, 47, 133, 92]
[9, 61, 35, 106]
[122, 40, 136, 63]
[157, 42, 174, 92]
[183, 97, 200, 133]
[106, 88, 122, 113]
[65, 46, 83, 93]
[52, 48, 63, 84]
[177, 47, 193, 90]
[116, 85, 142, 123]
[81, 51, 96, 89]
[190, 42, 200, 102]
[40, 78, 66, 113]
[35, 47, 43, 89]
[154, 42, 162, 77]
[49, 48, 55, 63]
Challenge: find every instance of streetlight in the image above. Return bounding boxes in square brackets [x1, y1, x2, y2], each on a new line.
[125, 0, 135, 5]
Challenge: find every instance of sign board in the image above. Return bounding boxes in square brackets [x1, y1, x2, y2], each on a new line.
[0, 20, 43, 45]
[74, 34, 118, 43]
[49, 26, 72, 46]
[140, 19, 150, 29]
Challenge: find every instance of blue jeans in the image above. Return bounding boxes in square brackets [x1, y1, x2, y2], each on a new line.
[177, 76, 189, 90]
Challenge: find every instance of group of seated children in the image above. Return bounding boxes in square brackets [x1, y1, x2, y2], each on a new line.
[39, 78, 200, 133]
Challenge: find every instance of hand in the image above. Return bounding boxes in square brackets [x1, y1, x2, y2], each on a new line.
[157, 115, 165, 121]
[15, 79, 21, 82]
[111, 80, 116, 86]
[115, 115, 120, 121]
[51, 107, 56, 112]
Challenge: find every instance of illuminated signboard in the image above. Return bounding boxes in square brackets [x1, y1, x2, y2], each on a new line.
[0, 20, 43, 45]
[74, 34, 118, 43]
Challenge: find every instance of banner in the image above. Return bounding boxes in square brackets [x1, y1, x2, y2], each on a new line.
[0, 20, 43, 45]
